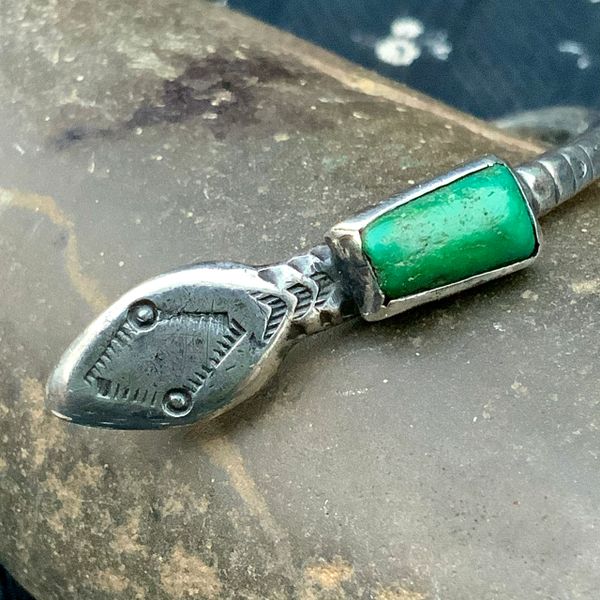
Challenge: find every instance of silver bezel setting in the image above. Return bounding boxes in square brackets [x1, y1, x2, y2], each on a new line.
[325, 155, 542, 321]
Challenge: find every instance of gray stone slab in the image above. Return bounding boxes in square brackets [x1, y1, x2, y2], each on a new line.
[0, 2, 598, 599]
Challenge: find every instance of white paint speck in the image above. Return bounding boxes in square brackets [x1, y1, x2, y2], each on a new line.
[558, 40, 591, 70]
[0, 190, 13, 218]
[425, 31, 452, 61]
[118, 260, 125, 267]
[511, 380, 529, 397]
[13, 143, 25, 155]
[211, 90, 233, 106]
[391, 16, 424, 39]
[375, 36, 421, 67]
[571, 279, 600, 294]
[374, 17, 452, 67]
[521, 289, 539, 301]
[340, 388, 369, 397]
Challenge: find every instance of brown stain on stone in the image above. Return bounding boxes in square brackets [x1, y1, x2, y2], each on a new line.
[18, 378, 66, 470]
[127, 53, 298, 139]
[159, 543, 222, 599]
[159, 484, 209, 518]
[43, 461, 105, 534]
[303, 557, 354, 592]
[109, 507, 147, 556]
[299, 556, 354, 600]
[201, 432, 294, 573]
[0, 188, 109, 313]
[92, 570, 129, 594]
[375, 586, 427, 600]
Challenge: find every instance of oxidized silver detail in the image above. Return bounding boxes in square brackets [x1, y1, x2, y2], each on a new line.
[516, 124, 600, 216]
[326, 156, 542, 321]
[47, 248, 350, 429]
[162, 389, 193, 418]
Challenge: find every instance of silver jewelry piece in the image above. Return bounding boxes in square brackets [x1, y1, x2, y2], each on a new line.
[47, 125, 600, 429]
[326, 155, 542, 321]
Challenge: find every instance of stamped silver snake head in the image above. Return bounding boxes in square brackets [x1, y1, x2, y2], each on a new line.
[46, 250, 347, 429]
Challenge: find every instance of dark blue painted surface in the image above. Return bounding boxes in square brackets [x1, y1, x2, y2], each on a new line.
[228, 0, 600, 118]
[0, 566, 33, 600]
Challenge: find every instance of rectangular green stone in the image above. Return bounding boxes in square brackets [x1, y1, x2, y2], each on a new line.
[361, 163, 537, 299]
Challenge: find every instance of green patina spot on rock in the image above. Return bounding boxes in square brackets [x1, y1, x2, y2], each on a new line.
[361, 164, 537, 299]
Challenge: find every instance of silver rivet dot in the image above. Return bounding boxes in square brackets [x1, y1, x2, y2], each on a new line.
[162, 389, 193, 417]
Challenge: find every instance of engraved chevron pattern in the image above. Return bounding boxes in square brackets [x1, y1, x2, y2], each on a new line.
[312, 270, 334, 307]
[286, 282, 313, 318]
[250, 292, 288, 341]
[92, 377, 158, 407]
[184, 318, 246, 394]
[85, 312, 246, 405]
[84, 322, 136, 385]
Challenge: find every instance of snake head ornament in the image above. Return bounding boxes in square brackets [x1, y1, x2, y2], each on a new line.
[48, 128, 600, 429]
[46, 250, 348, 429]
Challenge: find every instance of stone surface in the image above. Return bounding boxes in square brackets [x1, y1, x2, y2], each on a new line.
[0, 2, 598, 600]
[362, 163, 537, 298]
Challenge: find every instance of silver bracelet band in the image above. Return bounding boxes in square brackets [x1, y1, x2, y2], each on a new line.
[516, 124, 600, 216]
[46, 125, 600, 431]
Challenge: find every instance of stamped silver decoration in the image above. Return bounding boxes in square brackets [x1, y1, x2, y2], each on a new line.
[47, 123, 600, 429]
[47, 249, 348, 429]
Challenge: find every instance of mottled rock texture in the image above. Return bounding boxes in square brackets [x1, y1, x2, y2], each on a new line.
[0, 2, 598, 600]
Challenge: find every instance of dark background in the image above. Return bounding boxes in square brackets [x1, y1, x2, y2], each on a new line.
[0, 567, 32, 600]
[3, 1, 599, 598]
[229, 0, 600, 118]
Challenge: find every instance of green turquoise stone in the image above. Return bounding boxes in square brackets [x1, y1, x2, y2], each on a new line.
[361, 164, 537, 299]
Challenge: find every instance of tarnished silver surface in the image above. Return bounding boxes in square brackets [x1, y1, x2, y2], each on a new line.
[47, 247, 348, 429]
[326, 155, 541, 321]
[516, 124, 600, 216]
[48, 124, 600, 429]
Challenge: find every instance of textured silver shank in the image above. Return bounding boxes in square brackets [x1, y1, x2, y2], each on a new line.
[258, 244, 352, 336]
[516, 125, 600, 216]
